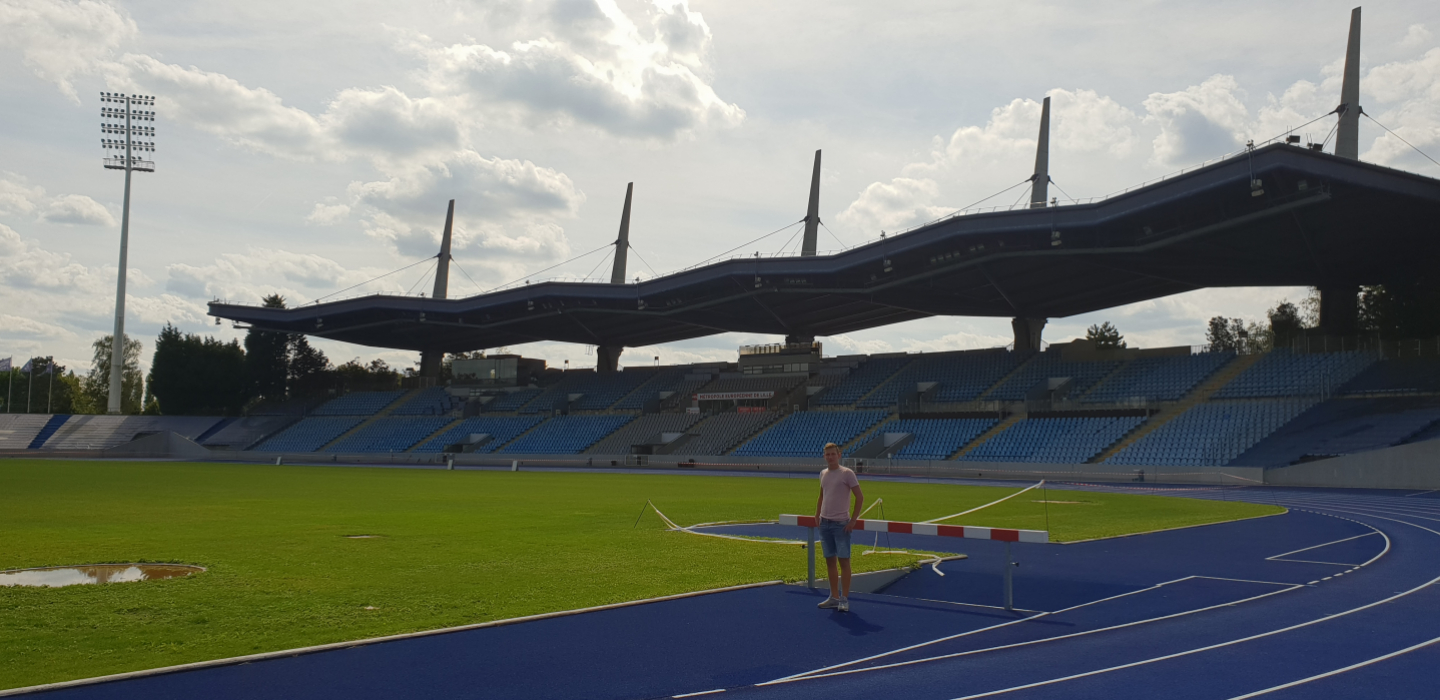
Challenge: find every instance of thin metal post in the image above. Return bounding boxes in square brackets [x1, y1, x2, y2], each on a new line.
[807, 526, 817, 589]
[108, 96, 133, 415]
[46, 357, 53, 413]
[1003, 541, 1015, 611]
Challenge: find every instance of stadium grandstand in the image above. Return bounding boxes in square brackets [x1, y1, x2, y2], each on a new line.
[6, 10, 1439, 494]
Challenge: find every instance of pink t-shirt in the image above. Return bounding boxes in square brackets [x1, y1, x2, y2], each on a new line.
[819, 466, 859, 521]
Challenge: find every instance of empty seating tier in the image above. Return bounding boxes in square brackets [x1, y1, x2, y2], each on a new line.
[253, 417, 366, 452]
[816, 357, 912, 406]
[1107, 399, 1314, 467]
[732, 410, 888, 458]
[413, 416, 545, 453]
[0, 414, 56, 450]
[1083, 353, 1232, 403]
[499, 415, 635, 454]
[1340, 357, 1440, 395]
[310, 391, 406, 416]
[858, 351, 1024, 408]
[325, 416, 455, 453]
[484, 389, 542, 412]
[391, 388, 460, 416]
[856, 417, 999, 460]
[201, 416, 298, 450]
[1232, 398, 1440, 467]
[959, 415, 1143, 463]
[40, 416, 225, 451]
[1213, 351, 1376, 399]
[612, 369, 691, 410]
[669, 412, 780, 456]
[985, 356, 1121, 401]
[585, 413, 703, 454]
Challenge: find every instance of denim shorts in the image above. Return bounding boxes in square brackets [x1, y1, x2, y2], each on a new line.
[818, 518, 851, 559]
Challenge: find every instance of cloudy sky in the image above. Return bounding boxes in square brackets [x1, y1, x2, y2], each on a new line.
[3, 0, 1439, 374]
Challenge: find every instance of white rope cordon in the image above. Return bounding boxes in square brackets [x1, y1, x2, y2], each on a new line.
[922, 480, 1046, 524]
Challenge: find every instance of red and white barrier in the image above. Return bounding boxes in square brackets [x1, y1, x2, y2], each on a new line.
[779, 514, 1047, 544]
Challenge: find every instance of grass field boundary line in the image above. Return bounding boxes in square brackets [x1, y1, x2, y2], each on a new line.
[1056, 507, 1288, 545]
[0, 580, 784, 697]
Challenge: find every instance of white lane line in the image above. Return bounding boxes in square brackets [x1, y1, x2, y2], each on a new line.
[760, 584, 1303, 686]
[1404, 489, 1440, 498]
[1266, 532, 1378, 561]
[1226, 633, 1440, 698]
[1275, 559, 1361, 567]
[1192, 576, 1307, 587]
[673, 689, 726, 698]
[766, 576, 1199, 683]
[933, 505, 1440, 700]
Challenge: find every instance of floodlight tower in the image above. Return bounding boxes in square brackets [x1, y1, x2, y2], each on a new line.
[98, 91, 157, 414]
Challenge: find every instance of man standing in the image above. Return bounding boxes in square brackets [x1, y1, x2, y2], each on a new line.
[815, 442, 864, 612]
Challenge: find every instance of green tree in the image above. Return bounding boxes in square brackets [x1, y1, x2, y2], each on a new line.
[244, 294, 291, 403]
[80, 335, 144, 414]
[288, 335, 332, 399]
[1359, 283, 1440, 340]
[333, 358, 401, 392]
[1086, 322, 1126, 349]
[1268, 301, 1306, 350]
[1, 357, 80, 414]
[147, 323, 249, 415]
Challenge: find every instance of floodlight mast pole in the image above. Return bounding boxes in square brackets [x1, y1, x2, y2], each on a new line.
[99, 92, 156, 414]
[107, 96, 133, 415]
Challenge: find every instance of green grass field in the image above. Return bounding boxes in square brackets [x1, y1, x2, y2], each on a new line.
[0, 460, 1281, 689]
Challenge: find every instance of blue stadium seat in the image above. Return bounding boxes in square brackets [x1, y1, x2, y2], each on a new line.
[731, 410, 888, 458]
[499, 415, 635, 454]
[959, 415, 1143, 463]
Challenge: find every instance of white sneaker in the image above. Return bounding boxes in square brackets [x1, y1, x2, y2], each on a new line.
[817, 597, 839, 609]
[838, 598, 850, 613]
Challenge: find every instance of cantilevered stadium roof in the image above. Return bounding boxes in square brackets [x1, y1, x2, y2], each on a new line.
[208, 145, 1440, 353]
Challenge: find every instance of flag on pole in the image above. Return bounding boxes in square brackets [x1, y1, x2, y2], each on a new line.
[21, 360, 32, 373]
[0, 357, 10, 372]
[42, 361, 55, 375]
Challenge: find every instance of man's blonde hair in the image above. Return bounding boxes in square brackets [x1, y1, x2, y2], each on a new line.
[823, 442, 840, 452]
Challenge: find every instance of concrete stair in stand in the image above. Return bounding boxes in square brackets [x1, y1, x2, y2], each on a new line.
[1088, 353, 1263, 464]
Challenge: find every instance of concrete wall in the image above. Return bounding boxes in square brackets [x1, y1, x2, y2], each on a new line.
[1266, 439, 1440, 490]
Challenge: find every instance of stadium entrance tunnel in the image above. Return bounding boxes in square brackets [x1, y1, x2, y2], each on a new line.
[0, 563, 204, 588]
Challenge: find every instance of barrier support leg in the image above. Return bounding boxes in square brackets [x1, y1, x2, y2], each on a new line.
[807, 526, 817, 589]
[1003, 541, 1015, 612]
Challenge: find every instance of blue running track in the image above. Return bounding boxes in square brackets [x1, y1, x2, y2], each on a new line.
[14, 483, 1440, 699]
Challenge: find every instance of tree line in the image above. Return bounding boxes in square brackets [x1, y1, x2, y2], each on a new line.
[2, 295, 404, 415]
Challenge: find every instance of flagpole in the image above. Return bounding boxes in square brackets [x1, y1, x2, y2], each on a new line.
[27, 362, 33, 414]
[47, 357, 54, 414]
[4, 361, 10, 413]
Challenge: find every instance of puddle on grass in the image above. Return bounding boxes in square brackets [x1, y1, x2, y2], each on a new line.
[0, 564, 204, 588]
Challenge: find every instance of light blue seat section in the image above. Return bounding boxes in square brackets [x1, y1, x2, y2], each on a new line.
[852, 417, 998, 460]
[392, 388, 461, 416]
[1232, 398, 1440, 466]
[731, 410, 888, 458]
[499, 415, 635, 454]
[1213, 350, 1376, 399]
[413, 416, 546, 453]
[858, 351, 1023, 408]
[986, 357, 1121, 401]
[1106, 399, 1314, 467]
[311, 391, 406, 416]
[253, 416, 365, 452]
[817, 357, 912, 406]
[1083, 353, 1232, 403]
[484, 389, 542, 412]
[325, 416, 453, 453]
[958, 415, 1144, 463]
[1340, 357, 1440, 395]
